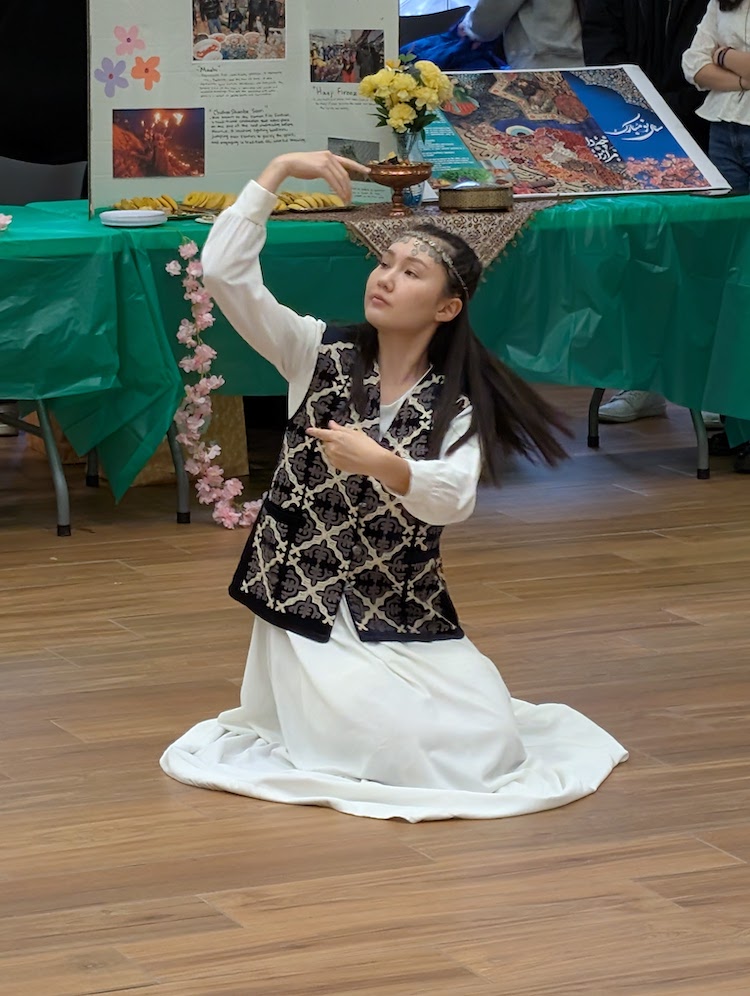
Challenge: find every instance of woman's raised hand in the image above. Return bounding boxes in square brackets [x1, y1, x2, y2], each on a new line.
[258, 151, 370, 201]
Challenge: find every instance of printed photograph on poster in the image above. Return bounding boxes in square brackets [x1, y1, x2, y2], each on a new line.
[309, 30, 384, 83]
[328, 137, 378, 178]
[425, 68, 715, 196]
[192, 0, 285, 61]
[112, 109, 205, 178]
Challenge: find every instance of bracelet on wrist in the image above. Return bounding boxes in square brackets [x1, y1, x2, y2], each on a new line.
[718, 46, 732, 68]
[740, 77, 749, 92]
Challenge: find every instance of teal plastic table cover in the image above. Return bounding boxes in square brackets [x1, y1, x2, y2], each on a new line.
[2, 192, 749, 498]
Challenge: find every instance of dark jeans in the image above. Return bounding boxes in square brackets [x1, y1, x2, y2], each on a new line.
[709, 120, 750, 193]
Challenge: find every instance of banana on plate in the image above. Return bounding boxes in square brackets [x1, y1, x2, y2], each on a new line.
[272, 191, 346, 214]
[112, 194, 179, 213]
[111, 189, 338, 216]
[180, 191, 237, 211]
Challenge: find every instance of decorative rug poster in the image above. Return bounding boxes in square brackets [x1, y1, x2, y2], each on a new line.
[88, 0, 397, 210]
[415, 66, 727, 198]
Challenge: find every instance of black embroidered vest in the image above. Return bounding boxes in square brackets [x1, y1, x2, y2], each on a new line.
[229, 327, 466, 643]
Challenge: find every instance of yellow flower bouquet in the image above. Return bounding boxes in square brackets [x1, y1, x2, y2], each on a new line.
[358, 55, 454, 161]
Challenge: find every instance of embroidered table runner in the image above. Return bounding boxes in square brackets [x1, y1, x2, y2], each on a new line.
[274, 200, 558, 268]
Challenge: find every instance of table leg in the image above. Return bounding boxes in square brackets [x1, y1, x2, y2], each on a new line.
[86, 450, 100, 488]
[167, 423, 191, 524]
[690, 409, 710, 480]
[36, 399, 71, 536]
[588, 389, 605, 449]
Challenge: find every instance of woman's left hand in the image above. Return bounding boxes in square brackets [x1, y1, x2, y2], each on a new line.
[306, 421, 386, 476]
[713, 43, 731, 66]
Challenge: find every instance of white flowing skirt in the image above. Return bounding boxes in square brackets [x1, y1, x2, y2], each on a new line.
[161, 602, 627, 821]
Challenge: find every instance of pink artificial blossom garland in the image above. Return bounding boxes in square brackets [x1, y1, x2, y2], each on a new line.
[166, 241, 262, 529]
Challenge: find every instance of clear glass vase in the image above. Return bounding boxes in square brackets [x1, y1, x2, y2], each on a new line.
[396, 131, 420, 164]
[396, 131, 426, 208]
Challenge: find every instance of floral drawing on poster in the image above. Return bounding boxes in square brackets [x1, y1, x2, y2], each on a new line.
[131, 55, 162, 91]
[425, 68, 710, 196]
[94, 58, 130, 98]
[94, 25, 162, 99]
[114, 26, 146, 56]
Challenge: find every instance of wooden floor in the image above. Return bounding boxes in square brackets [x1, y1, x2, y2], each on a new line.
[1, 387, 749, 995]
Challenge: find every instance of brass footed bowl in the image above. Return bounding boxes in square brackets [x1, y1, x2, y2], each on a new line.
[368, 161, 433, 217]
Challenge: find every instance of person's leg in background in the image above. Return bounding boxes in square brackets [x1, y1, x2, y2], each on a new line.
[601, 124, 750, 427]
[708, 120, 750, 194]
[704, 108, 749, 429]
[703, 120, 750, 471]
[598, 120, 748, 427]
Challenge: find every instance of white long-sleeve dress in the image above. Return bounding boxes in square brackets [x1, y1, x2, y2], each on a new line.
[160, 180, 627, 821]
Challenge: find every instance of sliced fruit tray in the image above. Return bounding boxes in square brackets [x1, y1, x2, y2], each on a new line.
[273, 191, 348, 214]
[109, 190, 350, 219]
[110, 192, 236, 217]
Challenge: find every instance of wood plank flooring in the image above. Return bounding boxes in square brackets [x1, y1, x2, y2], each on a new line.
[1, 387, 749, 995]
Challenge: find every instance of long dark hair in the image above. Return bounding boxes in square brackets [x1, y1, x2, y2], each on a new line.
[719, 0, 744, 10]
[350, 223, 570, 483]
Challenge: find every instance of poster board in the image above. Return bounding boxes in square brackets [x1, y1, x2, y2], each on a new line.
[88, 1, 399, 211]
[413, 66, 728, 199]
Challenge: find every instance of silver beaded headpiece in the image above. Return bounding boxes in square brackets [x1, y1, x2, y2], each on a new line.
[398, 231, 469, 299]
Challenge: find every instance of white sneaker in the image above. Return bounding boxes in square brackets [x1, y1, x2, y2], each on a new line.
[598, 390, 667, 423]
[701, 411, 723, 431]
[0, 401, 19, 437]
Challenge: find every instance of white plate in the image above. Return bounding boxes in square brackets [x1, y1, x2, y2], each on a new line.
[100, 209, 167, 228]
[193, 215, 215, 225]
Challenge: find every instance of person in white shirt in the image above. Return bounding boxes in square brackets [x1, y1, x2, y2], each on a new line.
[160, 150, 627, 821]
[683, 0, 750, 192]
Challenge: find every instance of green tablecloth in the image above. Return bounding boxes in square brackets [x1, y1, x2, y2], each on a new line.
[0, 206, 184, 496]
[2, 193, 750, 499]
